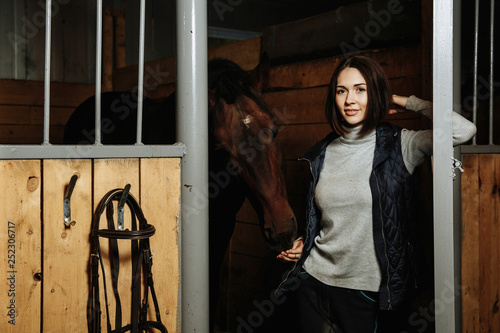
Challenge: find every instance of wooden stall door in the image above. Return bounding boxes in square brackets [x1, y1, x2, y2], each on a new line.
[1, 158, 180, 333]
[462, 154, 500, 333]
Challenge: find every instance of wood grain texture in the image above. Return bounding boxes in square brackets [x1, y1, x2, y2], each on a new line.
[461, 154, 500, 333]
[461, 154, 480, 333]
[42, 160, 92, 333]
[113, 37, 261, 93]
[0, 79, 94, 107]
[140, 158, 181, 333]
[0, 160, 41, 332]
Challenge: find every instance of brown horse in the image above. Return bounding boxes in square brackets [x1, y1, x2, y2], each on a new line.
[63, 56, 297, 331]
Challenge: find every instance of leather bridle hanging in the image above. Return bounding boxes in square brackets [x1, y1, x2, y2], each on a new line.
[88, 186, 168, 333]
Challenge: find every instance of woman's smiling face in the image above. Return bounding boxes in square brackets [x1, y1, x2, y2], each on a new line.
[335, 67, 368, 128]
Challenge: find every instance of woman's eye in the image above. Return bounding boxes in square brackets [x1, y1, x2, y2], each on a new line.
[357, 87, 366, 92]
[336, 89, 345, 94]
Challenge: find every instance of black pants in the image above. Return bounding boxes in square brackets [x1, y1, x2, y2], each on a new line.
[296, 271, 379, 333]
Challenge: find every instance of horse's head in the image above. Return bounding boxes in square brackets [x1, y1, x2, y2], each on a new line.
[208, 56, 297, 252]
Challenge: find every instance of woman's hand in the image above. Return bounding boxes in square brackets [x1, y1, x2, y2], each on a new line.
[388, 95, 409, 114]
[277, 238, 304, 263]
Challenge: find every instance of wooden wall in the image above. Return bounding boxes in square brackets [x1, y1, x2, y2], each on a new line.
[0, 79, 94, 144]
[0, 0, 96, 83]
[461, 154, 500, 333]
[0, 158, 181, 332]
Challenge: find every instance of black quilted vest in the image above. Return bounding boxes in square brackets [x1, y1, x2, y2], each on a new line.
[274, 122, 428, 311]
[370, 122, 426, 310]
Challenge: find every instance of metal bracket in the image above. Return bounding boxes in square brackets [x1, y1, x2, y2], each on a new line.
[117, 184, 131, 231]
[63, 175, 78, 227]
[451, 156, 465, 179]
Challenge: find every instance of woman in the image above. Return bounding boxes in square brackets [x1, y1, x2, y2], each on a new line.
[275, 55, 476, 332]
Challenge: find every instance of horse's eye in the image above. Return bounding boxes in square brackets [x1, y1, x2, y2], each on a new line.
[272, 127, 279, 139]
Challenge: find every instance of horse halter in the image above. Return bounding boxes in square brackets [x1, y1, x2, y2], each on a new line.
[88, 186, 167, 333]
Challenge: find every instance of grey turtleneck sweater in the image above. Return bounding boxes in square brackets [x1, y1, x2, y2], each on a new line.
[302, 96, 477, 292]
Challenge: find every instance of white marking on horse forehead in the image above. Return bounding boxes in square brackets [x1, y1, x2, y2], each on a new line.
[242, 115, 254, 128]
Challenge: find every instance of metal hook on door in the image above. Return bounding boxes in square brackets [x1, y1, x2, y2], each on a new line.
[117, 184, 131, 231]
[63, 174, 79, 227]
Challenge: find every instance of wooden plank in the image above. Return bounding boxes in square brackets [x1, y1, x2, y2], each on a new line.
[93, 159, 140, 330]
[267, 45, 421, 90]
[492, 155, 500, 333]
[114, 10, 126, 69]
[275, 123, 331, 160]
[42, 160, 92, 332]
[263, 87, 327, 125]
[113, 57, 176, 92]
[113, 37, 261, 92]
[261, 0, 421, 63]
[478, 154, 496, 333]
[0, 160, 41, 332]
[208, 37, 261, 71]
[0, 124, 65, 144]
[389, 76, 422, 98]
[0, 79, 94, 107]
[0, 105, 75, 126]
[140, 158, 181, 332]
[461, 154, 480, 333]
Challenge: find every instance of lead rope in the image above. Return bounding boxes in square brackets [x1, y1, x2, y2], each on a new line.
[88, 187, 168, 333]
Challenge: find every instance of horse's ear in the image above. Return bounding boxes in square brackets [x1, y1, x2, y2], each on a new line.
[249, 52, 270, 94]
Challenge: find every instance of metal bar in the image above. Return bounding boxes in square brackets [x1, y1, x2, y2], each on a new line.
[461, 145, 500, 154]
[433, 0, 461, 331]
[95, 0, 103, 144]
[0, 144, 186, 160]
[489, 0, 495, 145]
[136, 0, 146, 145]
[43, 0, 52, 145]
[176, 0, 209, 331]
[472, 0, 479, 145]
[207, 26, 262, 40]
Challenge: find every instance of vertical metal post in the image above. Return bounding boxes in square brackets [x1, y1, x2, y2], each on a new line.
[136, 0, 146, 145]
[433, 0, 461, 331]
[95, 0, 103, 145]
[176, 0, 209, 331]
[43, 0, 52, 145]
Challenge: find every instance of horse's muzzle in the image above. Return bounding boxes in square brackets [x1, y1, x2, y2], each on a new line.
[264, 216, 297, 252]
